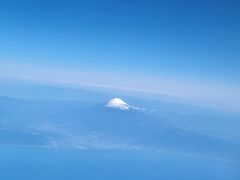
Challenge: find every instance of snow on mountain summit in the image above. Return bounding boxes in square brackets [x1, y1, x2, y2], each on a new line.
[106, 98, 132, 110]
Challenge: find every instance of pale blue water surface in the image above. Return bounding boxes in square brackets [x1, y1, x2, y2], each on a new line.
[0, 146, 239, 180]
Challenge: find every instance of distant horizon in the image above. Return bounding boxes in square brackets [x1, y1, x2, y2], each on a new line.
[0, 73, 239, 115]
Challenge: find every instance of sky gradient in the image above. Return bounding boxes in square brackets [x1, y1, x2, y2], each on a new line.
[0, 0, 240, 112]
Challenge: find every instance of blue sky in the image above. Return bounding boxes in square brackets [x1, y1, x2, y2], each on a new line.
[0, 0, 240, 112]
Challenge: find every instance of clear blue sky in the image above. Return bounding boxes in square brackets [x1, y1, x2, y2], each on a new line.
[0, 0, 240, 112]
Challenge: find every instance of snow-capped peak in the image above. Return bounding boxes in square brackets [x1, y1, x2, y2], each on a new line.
[106, 98, 132, 110]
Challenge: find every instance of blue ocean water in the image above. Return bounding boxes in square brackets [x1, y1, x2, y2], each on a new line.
[0, 146, 239, 180]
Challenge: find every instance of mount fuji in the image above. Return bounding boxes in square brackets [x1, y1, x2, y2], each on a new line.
[106, 98, 140, 111]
